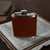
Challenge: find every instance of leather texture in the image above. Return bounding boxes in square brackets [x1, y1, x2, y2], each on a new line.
[11, 16, 37, 37]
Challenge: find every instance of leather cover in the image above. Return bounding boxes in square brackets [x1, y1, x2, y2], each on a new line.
[11, 16, 37, 37]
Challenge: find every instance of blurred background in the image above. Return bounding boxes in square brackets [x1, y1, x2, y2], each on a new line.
[0, 0, 50, 23]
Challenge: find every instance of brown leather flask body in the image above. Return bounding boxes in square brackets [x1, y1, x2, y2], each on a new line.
[11, 10, 37, 37]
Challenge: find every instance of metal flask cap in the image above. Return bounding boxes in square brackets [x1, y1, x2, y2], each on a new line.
[11, 10, 36, 17]
[21, 10, 27, 15]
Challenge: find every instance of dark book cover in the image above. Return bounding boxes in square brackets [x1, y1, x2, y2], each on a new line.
[0, 5, 15, 22]
[0, 1, 12, 15]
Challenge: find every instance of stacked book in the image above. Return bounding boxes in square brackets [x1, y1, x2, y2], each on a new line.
[0, 1, 15, 22]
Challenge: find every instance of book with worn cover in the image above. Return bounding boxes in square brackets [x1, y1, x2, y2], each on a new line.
[0, 17, 50, 50]
[0, 5, 15, 22]
[0, 1, 12, 15]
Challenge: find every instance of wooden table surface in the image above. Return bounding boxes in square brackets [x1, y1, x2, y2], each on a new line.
[0, 17, 50, 50]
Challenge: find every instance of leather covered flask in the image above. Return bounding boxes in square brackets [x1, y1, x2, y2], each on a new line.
[11, 10, 37, 37]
